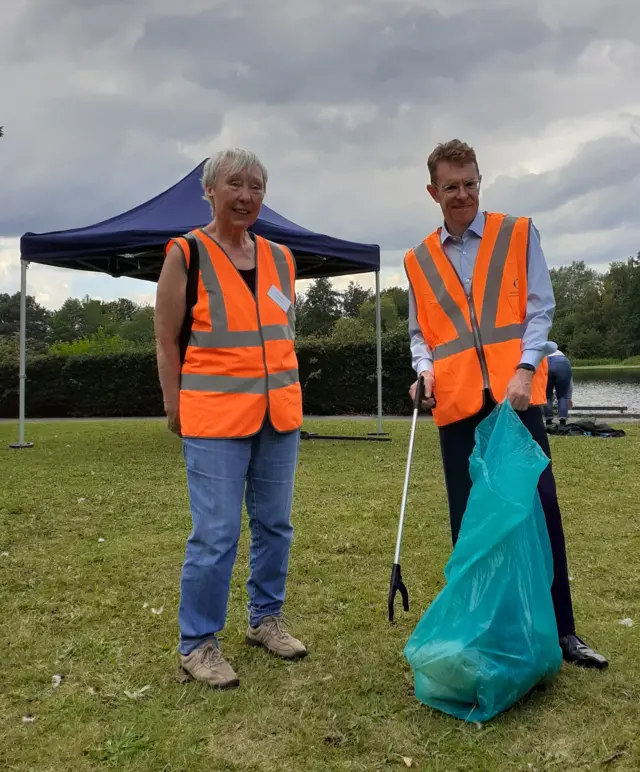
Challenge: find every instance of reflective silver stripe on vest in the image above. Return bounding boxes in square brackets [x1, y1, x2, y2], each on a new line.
[181, 368, 299, 393]
[194, 234, 229, 339]
[413, 242, 476, 361]
[478, 215, 522, 345]
[267, 240, 296, 336]
[413, 216, 525, 362]
[189, 325, 293, 348]
[188, 234, 296, 348]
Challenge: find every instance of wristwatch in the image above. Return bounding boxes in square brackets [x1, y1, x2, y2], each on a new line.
[517, 363, 535, 372]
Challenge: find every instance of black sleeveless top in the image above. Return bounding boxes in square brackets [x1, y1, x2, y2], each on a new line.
[239, 232, 257, 295]
[239, 267, 256, 295]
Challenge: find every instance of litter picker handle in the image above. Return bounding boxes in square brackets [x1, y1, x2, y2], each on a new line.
[414, 373, 436, 411]
[413, 373, 425, 410]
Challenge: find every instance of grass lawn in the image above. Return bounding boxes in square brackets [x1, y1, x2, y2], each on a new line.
[1, 417, 639, 772]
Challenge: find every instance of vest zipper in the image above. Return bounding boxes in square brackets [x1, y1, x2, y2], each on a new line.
[466, 294, 490, 390]
[440, 244, 491, 391]
[252, 252, 271, 413]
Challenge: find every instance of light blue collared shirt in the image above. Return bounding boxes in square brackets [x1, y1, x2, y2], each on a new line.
[408, 210, 557, 376]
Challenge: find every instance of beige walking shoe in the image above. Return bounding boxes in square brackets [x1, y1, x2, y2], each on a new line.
[246, 615, 307, 659]
[179, 640, 240, 689]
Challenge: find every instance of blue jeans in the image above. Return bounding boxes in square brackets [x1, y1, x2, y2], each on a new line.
[178, 421, 300, 655]
[544, 355, 573, 420]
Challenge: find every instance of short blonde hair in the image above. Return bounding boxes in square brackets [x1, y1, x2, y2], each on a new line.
[427, 140, 479, 185]
[201, 148, 268, 211]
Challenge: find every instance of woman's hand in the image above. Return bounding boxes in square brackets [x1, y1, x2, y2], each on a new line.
[165, 402, 181, 435]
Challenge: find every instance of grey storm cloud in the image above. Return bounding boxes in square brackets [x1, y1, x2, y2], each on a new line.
[1, 0, 640, 274]
[133, 4, 558, 105]
[485, 136, 640, 223]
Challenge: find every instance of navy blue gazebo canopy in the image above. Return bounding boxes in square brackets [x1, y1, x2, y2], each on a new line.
[19, 160, 380, 281]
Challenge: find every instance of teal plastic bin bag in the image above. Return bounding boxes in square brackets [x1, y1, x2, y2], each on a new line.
[404, 400, 563, 723]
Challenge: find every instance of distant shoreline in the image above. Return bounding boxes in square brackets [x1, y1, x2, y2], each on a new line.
[572, 364, 640, 371]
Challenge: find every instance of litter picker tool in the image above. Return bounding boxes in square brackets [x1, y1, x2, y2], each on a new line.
[388, 375, 432, 622]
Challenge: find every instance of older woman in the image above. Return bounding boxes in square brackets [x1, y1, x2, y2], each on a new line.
[155, 148, 306, 690]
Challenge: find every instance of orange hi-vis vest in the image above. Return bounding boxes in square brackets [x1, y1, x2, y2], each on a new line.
[404, 212, 548, 427]
[167, 229, 303, 439]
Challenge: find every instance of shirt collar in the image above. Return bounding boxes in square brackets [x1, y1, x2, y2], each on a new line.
[440, 210, 485, 243]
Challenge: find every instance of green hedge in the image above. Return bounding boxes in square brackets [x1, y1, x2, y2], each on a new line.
[0, 334, 418, 419]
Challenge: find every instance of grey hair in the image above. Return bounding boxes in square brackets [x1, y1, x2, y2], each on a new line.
[201, 148, 268, 210]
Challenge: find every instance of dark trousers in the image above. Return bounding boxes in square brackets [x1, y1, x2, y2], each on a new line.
[438, 393, 576, 637]
[544, 356, 573, 420]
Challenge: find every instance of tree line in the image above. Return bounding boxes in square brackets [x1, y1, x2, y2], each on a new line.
[0, 296, 155, 363]
[1, 255, 639, 365]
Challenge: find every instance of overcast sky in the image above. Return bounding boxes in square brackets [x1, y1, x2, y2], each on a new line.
[1, 0, 640, 309]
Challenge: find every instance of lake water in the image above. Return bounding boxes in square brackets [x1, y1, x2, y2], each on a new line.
[571, 368, 640, 413]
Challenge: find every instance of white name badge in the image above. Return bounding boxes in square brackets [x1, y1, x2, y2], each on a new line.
[267, 284, 291, 313]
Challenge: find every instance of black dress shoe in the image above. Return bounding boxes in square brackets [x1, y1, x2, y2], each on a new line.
[559, 634, 609, 669]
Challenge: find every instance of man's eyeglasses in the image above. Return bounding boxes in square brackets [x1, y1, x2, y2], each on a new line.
[437, 177, 482, 196]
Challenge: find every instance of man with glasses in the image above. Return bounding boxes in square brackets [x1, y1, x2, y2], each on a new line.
[404, 139, 608, 670]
